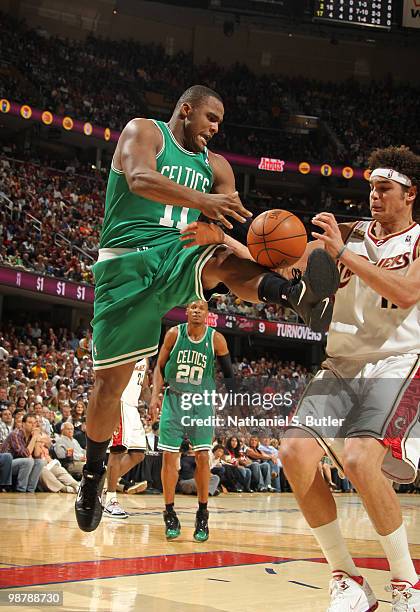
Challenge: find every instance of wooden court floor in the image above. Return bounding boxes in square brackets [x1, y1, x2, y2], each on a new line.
[0, 492, 420, 611]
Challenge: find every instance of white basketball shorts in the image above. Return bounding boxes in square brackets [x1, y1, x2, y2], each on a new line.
[290, 353, 420, 484]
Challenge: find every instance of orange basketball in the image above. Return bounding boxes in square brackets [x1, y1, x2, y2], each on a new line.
[247, 209, 307, 268]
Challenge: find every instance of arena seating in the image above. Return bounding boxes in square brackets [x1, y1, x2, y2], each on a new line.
[1, 12, 418, 166]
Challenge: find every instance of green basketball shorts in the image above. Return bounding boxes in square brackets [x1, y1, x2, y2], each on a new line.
[91, 240, 220, 370]
[158, 389, 214, 453]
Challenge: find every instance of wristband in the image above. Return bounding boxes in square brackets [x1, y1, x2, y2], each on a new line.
[336, 244, 348, 260]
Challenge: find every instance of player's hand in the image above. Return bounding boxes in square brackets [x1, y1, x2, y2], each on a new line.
[199, 191, 252, 229]
[149, 396, 161, 424]
[180, 222, 225, 248]
[312, 213, 344, 259]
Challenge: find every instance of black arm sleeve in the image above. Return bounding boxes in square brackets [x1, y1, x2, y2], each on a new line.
[217, 353, 236, 394]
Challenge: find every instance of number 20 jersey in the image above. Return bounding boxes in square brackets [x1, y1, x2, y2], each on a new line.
[164, 323, 216, 395]
[100, 120, 213, 250]
[326, 220, 420, 360]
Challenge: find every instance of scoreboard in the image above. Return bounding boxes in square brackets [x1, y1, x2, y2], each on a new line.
[314, 1, 393, 30]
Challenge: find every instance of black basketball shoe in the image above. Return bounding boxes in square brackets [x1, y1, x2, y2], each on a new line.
[286, 248, 339, 333]
[163, 510, 181, 540]
[193, 510, 209, 543]
[75, 468, 106, 532]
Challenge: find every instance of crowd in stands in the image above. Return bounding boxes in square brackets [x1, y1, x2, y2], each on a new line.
[0, 150, 373, 323]
[0, 156, 101, 283]
[1, 12, 419, 166]
[0, 317, 310, 493]
[0, 321, 418, 495]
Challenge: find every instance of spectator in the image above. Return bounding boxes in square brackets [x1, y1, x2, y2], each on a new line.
[0, 387, 9, 411]
[30, 356, 48, 381]
[37, 434, 78, 493]
[0, 408, 14, 443]
[210, 444, 243, 493]
[15, 396, 28, 411]
[54, 421, 86, 478]
[245, 435, 273, 492]
[32, 401, 52, 434]
[0, 413, 44, 492]
[76, 331, 92, 359]
[12, 410, 24, 429]
[225, 435, 253, 492]
[142, 421, 163, 492]
[54, 403, 72, 434]
[258, 435, 282, 492]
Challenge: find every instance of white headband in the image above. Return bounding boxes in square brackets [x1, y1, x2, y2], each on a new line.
[370, 168, 412, 187]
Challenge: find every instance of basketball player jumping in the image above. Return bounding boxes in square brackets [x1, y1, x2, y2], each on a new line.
[277, 146, 420, 611]
[75, 85, 339, 532]
[103, 358, 149, 519]
[150, 299, 233, 542]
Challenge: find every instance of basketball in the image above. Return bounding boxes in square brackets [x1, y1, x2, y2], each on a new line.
[247, 209, 307, 268]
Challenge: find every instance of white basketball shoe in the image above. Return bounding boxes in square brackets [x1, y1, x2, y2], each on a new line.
[387, 579, 420, 611]
[327, 571, 378, 611]
[103, 499, 128, 519]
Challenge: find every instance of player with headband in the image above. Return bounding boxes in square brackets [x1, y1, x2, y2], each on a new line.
[279, 145, 420, 611]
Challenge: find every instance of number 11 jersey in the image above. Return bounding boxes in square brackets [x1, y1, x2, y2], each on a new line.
[100, 119, 213, 250]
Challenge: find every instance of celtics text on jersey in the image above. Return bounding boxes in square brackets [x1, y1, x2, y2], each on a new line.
[164, 323, 216, 395]
[100, 120, 213, 250]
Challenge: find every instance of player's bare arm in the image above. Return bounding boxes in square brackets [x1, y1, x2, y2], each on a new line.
[313, 212, 420, 309]
[179, 220, 254, 260]
[114, 119, 251, 228]
[150, 327, 178, 422]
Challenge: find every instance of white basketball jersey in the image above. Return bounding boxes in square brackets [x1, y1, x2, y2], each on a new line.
[121, 358, 147, 407]
[327, 220, 420, 359]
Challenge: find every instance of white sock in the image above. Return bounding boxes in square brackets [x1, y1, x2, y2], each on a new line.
[377, 523, 418, 585]
[312, 519, 360, 577]
[105, 491, 117, 505]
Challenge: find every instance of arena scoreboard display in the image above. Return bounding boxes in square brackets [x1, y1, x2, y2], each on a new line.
[314, 1, 393, 30]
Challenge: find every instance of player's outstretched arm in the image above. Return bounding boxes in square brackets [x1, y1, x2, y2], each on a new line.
[149, 327, 178, 422]
[179, 221, 254, 260]
[114, 119, 251, 228]
[313, 212, 420, 309]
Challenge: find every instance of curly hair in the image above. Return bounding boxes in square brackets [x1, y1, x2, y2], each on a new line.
[369, 146, 420, 188]
[368, 146, 420, 218]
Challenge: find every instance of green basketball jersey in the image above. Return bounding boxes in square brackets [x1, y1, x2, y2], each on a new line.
[165, 323, 216, 394]
[100, 120, 213, 249]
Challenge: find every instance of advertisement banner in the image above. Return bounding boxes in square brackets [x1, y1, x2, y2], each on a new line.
[0, 266, 324, 344]
[403, 0, 420, 28]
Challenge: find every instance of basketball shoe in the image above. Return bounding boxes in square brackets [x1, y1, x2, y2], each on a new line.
[163, 510, 181, 540]
[193, 509, 209, 542]
[387, 579, 420, 611]
[327, 571, 378, 611]
[75, 468, 106, 532]
[286, 249, 339, 333]
[103, 499, 128, 519]
[125, 480, 148, 495]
